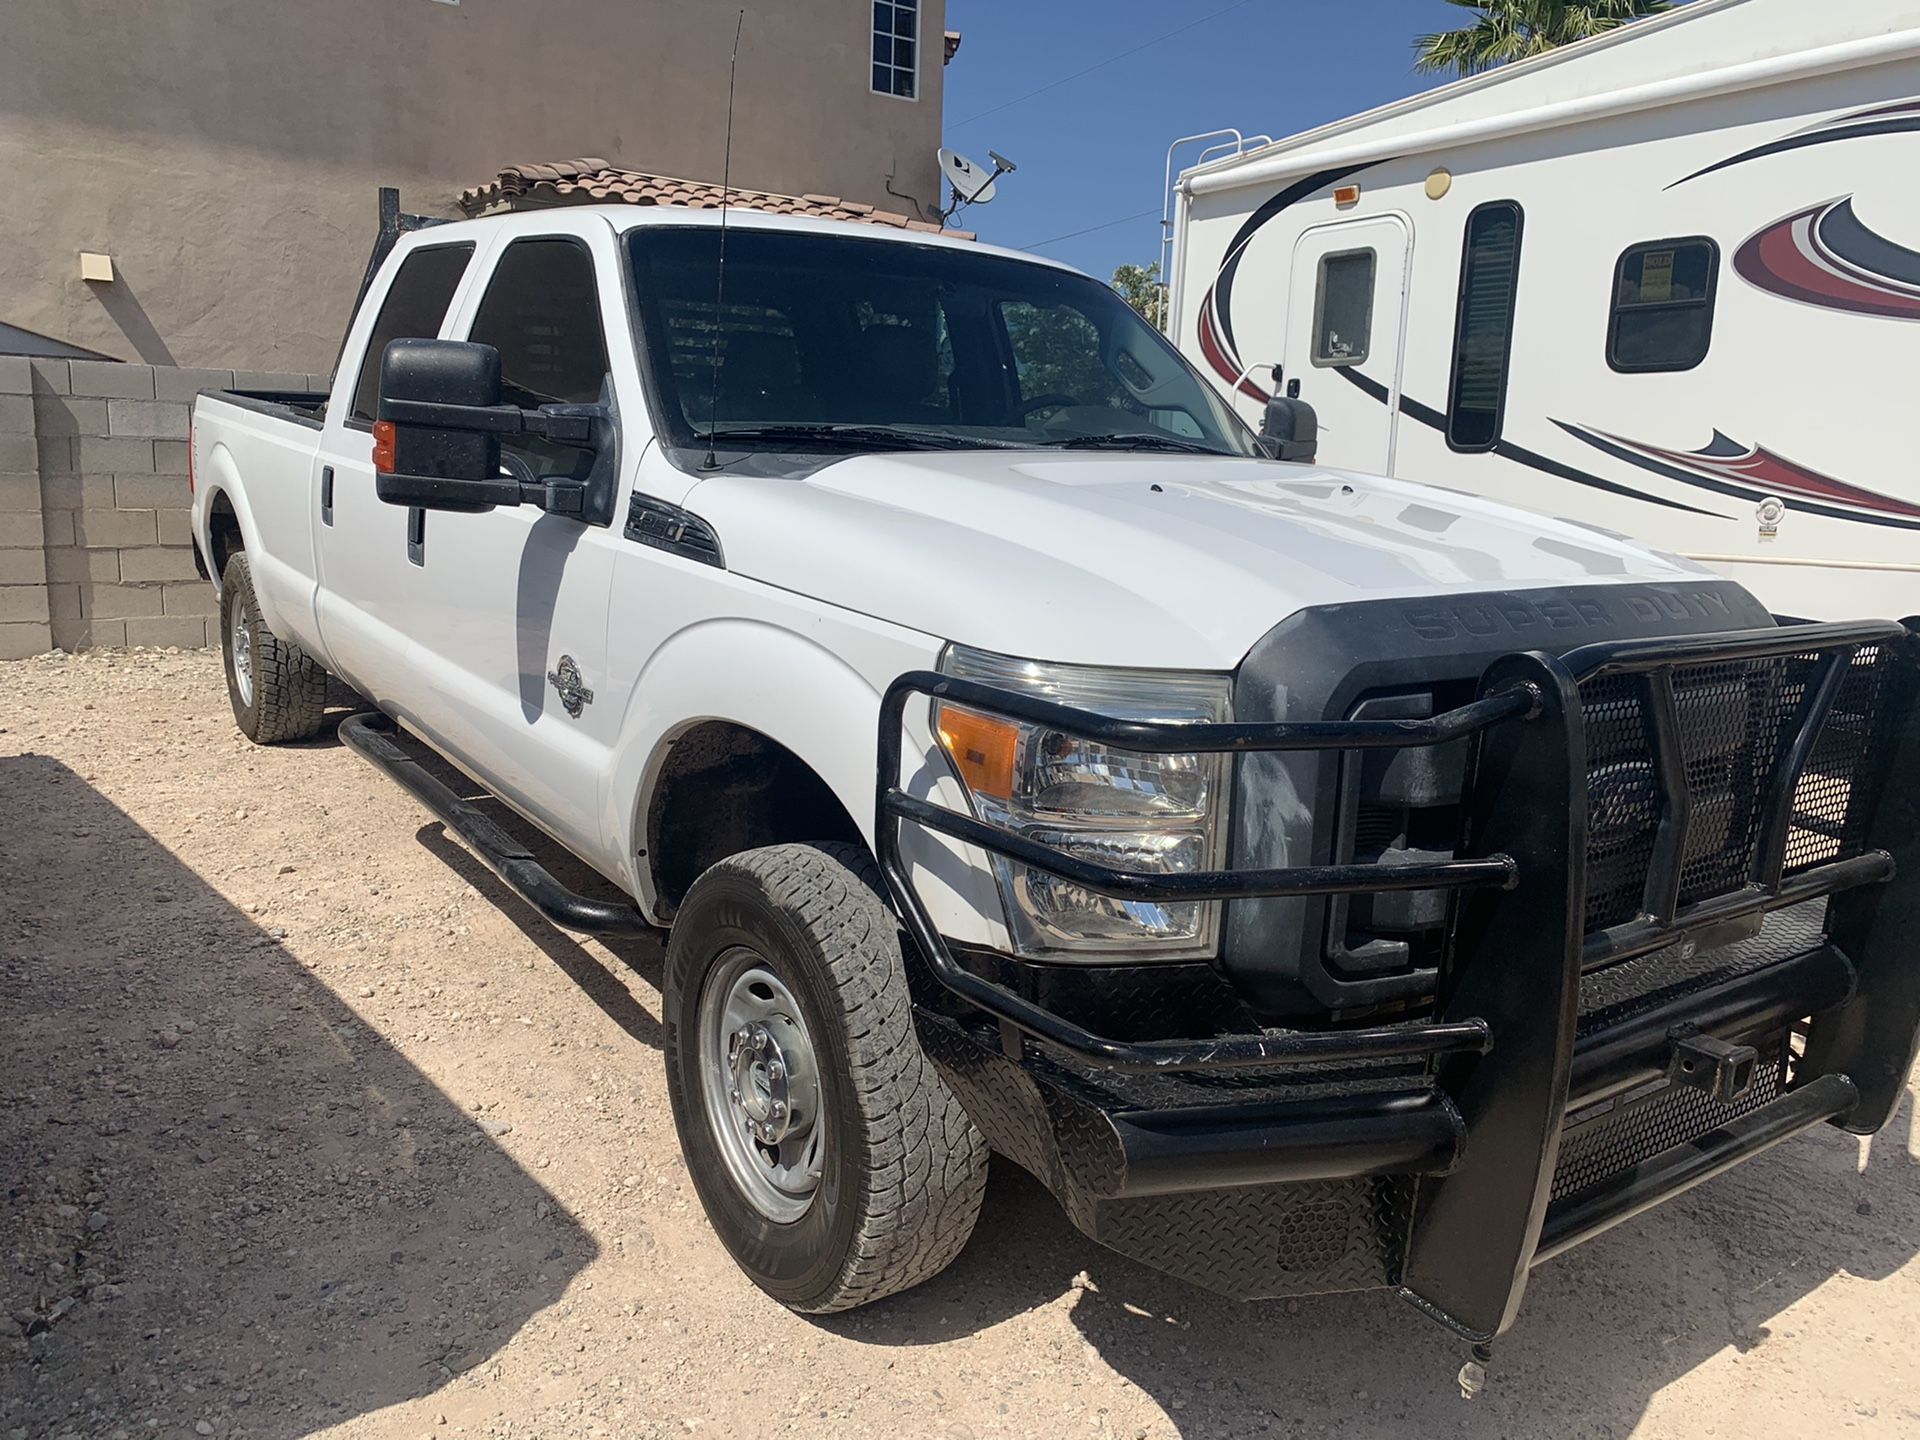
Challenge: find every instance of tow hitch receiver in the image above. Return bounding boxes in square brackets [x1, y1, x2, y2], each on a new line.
[1668, 1027, 1760, 1104]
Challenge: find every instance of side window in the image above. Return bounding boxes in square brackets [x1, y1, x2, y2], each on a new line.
[466, 237, 610, 478]
[1310, 248, 1376, 367]
[1608, 237, 1718, 373]
[1446, 201, 1524, 452]
[872, 0, 918, 98]
[350, 244, 474, 424]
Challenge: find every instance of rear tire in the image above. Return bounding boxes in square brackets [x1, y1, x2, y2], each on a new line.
[664, 841, 988, 1312]
[220, 551, 329, 744]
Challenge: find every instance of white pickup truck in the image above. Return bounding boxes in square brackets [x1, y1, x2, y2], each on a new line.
[190, 204, 1920, 1354]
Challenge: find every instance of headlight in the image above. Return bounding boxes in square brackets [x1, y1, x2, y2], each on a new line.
[934, 645, 1231, 960]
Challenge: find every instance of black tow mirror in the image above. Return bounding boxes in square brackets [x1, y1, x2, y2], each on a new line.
[1257, 371, 1318, 463]
[373, 338, 603, 516]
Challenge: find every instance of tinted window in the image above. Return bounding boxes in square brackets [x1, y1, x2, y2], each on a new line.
[467, 238, 610, 478]
[1446, 202, 1523, 452]
[1311, 249, 1375, 366]
[1609, 237, 1718, 373]
[350, 244, 473, 423]
[625, 227, 1258, 456]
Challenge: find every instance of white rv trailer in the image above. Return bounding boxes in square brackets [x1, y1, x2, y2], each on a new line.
[1169, 0, 1920, 620]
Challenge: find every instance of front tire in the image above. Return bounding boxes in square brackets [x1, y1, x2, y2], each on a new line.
[664, 842, 988, 1312]
[220, 551, 329, 744]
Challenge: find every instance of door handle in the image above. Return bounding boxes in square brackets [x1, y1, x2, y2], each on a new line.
[320, 465, 334, 526]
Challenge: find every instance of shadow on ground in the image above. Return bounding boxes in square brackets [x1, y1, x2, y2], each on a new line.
[0, 755, 594, 1438]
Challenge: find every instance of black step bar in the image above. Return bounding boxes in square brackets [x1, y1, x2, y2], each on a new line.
[339, 711, 653, 938]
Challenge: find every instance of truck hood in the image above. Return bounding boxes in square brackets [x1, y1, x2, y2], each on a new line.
[685, 452, 1722, 670]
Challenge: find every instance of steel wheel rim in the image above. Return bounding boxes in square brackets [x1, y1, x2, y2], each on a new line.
[230, 602, 255, 707]
[696, 947, 825, 1223]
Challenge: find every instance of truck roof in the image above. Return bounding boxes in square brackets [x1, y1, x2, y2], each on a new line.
[403, 204, 1085, 278]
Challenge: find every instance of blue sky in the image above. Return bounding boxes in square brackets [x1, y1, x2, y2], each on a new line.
[938, 0, 1468, 278]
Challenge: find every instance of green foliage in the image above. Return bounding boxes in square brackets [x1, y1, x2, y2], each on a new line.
[1111, 261, 1168, 331]
[1413, 0, 1671, 77]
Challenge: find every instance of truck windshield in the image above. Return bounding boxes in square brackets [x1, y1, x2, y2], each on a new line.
[626, 226, 1258, 457]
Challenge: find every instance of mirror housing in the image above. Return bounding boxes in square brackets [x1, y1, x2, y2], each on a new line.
[374, 339, 513, 513]
[1258, 374, 1318, 463]
[372, 338, 609, 517]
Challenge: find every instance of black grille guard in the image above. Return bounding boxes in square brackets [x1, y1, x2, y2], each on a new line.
[878, 617, 1920, 1338]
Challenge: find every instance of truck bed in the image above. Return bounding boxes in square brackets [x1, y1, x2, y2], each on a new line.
[204, 387, 330, 430]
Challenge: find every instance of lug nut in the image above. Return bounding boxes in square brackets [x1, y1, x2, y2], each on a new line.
[772, 1101, 787, 1119]
[768, 1061, 785, 1080]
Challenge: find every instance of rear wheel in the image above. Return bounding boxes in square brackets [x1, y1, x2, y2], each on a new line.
[220, 551, 329, 744]
[664, 841, 988, 1312]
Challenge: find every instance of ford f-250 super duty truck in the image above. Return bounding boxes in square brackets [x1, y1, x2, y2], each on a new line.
[189, 203, 1920, 1362]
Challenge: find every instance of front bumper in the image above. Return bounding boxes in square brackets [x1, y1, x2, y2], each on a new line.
[877, 618, 1920, 1339]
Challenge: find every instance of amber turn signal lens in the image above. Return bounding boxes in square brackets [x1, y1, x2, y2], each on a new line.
[371, 419, 397, 473]
[935, 704, 1019, 802]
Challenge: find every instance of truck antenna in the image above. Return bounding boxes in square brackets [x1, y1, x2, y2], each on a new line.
[702, 9, 746, 472]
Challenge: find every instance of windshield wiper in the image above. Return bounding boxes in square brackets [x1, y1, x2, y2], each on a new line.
[704, 424, 1009, 453]
[1039, 433, 1229, 455]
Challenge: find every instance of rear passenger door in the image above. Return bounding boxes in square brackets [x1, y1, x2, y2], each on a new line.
[400, 219, 638, 862]
[312, 239, 476, 705]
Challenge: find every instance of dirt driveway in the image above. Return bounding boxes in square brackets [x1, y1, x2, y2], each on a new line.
[3, 648, 1917, 1440]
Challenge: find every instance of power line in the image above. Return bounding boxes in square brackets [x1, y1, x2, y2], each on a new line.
[1019, 206, 1161, 253]
[948, 0, 1258, 130]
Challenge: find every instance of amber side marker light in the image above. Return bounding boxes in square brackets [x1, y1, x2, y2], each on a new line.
[371, 420, 397, 473]
[935, 704, 1019, 802]
[1333, 184, 1361, 208]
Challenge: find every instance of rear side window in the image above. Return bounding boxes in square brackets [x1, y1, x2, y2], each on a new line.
[1608, 237, 1718, 373]
[1310, 248, 1376, 366]
[467, 237, 611, 478]
[1446, 201, 1524, 452]
[350, 244, 473, 423]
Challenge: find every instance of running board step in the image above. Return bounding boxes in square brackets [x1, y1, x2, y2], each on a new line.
[339, 711, 654, 938]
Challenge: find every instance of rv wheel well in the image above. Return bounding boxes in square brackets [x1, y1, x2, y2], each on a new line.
[644, 722, 866, 917]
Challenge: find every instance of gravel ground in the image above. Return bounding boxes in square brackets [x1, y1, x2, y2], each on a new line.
[2, 647, 1917, 1440]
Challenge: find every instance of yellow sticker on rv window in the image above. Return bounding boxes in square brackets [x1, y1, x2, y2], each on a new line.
[1639, 250, 1675, 303]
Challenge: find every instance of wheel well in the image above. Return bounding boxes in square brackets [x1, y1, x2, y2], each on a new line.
[207, 490, 243, 577]
[644, 722, 866, 917]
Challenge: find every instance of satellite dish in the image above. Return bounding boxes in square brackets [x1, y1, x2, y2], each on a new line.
[938, 148, 999, 206]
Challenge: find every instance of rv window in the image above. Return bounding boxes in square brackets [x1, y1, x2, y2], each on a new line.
[1609, 237, 1718, 373]
[1446, 202, 1523, 452]
[1310, 249, 1375, 367]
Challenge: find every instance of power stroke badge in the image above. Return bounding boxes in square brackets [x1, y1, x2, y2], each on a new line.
[547, 655, 595, 718]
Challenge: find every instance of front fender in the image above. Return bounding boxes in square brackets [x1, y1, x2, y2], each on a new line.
[602, 614, 1005, 944]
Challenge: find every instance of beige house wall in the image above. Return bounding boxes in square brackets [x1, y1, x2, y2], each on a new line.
[0, 0, 947, 373]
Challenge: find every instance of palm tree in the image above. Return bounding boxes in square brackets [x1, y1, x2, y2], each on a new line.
[1413, 0, 1671, 77]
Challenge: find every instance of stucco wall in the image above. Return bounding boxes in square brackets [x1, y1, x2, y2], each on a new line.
[1, 0, 946, 373]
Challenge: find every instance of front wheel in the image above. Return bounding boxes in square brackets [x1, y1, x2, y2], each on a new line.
[663, 842, 988, 1312]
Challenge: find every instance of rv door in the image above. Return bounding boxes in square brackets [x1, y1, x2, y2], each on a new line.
[1282, 217, 1409, 475]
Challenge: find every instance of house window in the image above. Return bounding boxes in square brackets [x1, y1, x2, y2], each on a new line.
[466, 237, 610, 478]
[350, 243, 474, 424]
[1608, 237, 1718, 373]
[1446, 201, 1524, 452]
[872, 1, 918, 99]
[1310, 249, 1376, 367]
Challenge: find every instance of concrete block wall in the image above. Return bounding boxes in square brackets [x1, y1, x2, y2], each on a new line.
[0, 356, 329, 659]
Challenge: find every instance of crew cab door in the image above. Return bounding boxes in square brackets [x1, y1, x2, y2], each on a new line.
[312, 240, 479, 704]
[1281, 216, 1410, 475]
[399, 218, 639, 862]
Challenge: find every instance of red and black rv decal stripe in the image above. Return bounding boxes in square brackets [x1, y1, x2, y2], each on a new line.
[1554, 421, 1920, 531]
[1332, 368, 1720, 517]
[1734, 195, 1920, 320]
[1197, 162, 1377, 401]
[1669, 97, 1920, 188]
